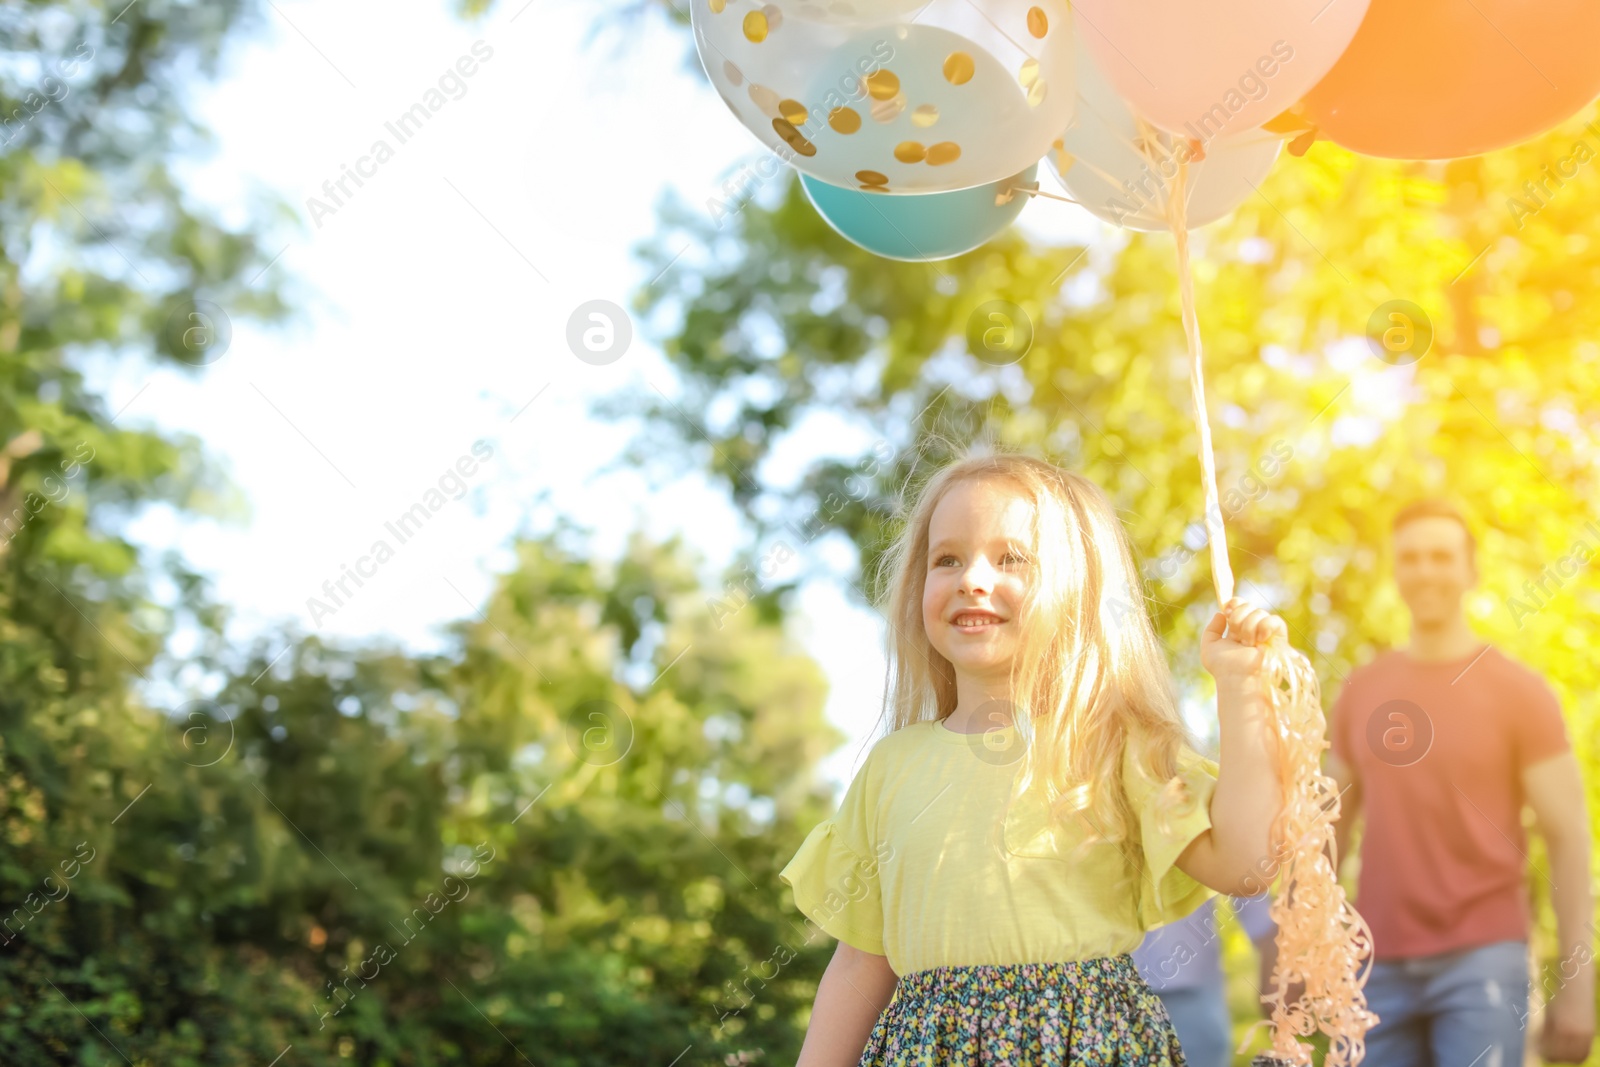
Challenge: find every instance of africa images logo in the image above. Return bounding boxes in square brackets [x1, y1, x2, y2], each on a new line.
[305, 440, 495, 626]
[1366, 699, 1433, 767]
[304, 41, 495, 228]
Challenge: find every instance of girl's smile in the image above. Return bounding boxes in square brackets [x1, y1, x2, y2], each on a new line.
[949, 609, 1007, 631]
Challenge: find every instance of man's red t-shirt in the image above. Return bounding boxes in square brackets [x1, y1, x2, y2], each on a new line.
[1330, 644, 1570, 961]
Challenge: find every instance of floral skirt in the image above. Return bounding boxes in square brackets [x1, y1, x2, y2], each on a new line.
[858, 955, 1186, 1067]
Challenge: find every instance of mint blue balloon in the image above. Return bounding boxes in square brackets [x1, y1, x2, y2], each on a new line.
[801, 164, 1038, 262]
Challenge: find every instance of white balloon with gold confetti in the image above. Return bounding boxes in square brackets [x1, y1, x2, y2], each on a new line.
[692, 0, 1076, 194]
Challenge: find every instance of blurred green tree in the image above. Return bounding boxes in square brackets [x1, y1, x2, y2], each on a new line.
[1, 2, 846, 1064]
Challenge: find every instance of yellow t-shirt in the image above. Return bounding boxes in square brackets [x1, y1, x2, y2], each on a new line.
[778, 717, 1219, 976]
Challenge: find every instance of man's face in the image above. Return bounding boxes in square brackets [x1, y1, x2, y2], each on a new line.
[1393, 516, 1475, 627]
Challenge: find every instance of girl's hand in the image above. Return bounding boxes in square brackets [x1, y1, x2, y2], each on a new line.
[1201, 597, 1288, 695]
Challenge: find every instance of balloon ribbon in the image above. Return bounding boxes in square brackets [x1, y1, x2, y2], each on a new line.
[1154, 126, 1380, 1067]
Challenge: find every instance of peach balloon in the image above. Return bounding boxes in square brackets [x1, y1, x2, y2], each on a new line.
[1070, 0, 1369, 139]
[1301, 0, 1600, 159]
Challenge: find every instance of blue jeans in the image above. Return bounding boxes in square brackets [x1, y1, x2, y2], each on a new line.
[1156, 985, 1232, 1067]
[1363, 940, 1530, 1067]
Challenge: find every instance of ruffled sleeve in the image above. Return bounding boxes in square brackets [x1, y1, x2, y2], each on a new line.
[1123, 727, 1220, 928]
[779, 754, 886, 956]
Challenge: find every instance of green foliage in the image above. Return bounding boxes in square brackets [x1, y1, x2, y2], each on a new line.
[2, 1, 848, 1064]
[3, 530, 844, 1065]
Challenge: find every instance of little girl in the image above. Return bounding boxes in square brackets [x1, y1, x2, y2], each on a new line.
[780, 452, 1287, 1065]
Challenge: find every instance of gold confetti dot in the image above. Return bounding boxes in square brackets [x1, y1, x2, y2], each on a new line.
[723, 60, 743, 86]
[926, 141, 961, 166]
[748, 83, 781, 118]
[861, 183, 891, 193]
[1019, 59, 1040, 87]
[779, 98, 809, 124]
[870, 91, 906, 123]
[865, 69, 900, 100]
[743, 10, 769, 42]
[912, 104, 939, 127]
[894, 141, 927, 163]
[857, 169, 889, 186]
[1053, 148, 1075, 173]
[709, 0, 725, 11]
[1027, 79, 1048, 107]
[1027, 6, 1048, 37]
[1052, 137, 1064, 149]
[829, 107, 862, 133]
[772, 118, 817, 156]
[944, 52, 975, 85]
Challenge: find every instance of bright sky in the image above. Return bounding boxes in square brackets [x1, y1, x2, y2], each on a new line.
[98, 0, 1324, 788]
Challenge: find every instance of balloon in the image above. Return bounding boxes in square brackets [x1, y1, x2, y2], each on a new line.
[1300, 0, 1600, 159]
[1070, 0, 1368, 139]
[1050, 32, 1280, 231]
[691, 0, 1076, 193]
[801, 164, 1038, 261]
[786, 0, 927, 25]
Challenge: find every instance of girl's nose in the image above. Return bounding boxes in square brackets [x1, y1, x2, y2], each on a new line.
[960, 558, 995, 595]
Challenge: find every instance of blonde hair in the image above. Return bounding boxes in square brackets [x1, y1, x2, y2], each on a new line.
[873, 449, 1196, 857]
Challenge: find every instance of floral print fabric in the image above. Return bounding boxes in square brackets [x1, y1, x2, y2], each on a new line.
[859, 955, 1187, 1067]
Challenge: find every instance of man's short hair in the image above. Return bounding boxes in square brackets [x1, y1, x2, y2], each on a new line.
[1391, 500, 1477, 567]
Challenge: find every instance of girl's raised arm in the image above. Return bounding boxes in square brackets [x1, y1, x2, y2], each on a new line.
[795, 941, 898, 1067]
[1181, 597, 1290, 894]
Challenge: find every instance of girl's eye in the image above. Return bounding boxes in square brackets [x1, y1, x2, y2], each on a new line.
[933, 553, 1026, 566]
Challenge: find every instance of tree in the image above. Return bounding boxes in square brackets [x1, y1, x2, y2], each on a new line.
[1, 0, 307, 1059]
[4, 2, 849, 1063]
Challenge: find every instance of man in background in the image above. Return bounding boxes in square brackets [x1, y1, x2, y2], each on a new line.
[1327, 500, 1594, 1065]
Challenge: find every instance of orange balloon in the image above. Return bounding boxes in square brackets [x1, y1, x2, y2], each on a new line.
[1301, 0, 1600, 159]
